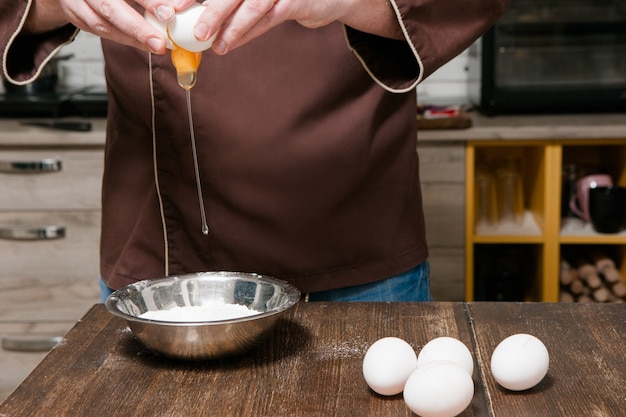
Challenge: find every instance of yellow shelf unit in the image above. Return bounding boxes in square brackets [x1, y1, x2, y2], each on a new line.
[558, 140, 626, 282]
[465, 139, 626, 302]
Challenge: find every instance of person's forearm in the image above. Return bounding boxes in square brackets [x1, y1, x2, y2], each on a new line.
[22, 0, 71, 34]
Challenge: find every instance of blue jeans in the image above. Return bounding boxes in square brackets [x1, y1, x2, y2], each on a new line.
[100, 278, 115, 303]
[307, 261, 432, 302]
[99, 261, 432, 303]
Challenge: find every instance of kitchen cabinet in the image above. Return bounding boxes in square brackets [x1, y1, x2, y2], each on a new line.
[465, 140, 553, 301]
[456, 115, 626, 302]
[465, 139, 626, 302]
[0, 322, 71, 401]
[418, 113, 626, 302]
[0, 119, 105, 400]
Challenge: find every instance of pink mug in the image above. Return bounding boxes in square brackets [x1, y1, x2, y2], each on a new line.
[569, 174, 613, 222]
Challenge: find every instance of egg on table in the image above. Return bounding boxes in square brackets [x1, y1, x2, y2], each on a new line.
[362, 337, 418, 396]
[403, 360, 474, 417]
[490, 333, 550, 391]
[417, 336, 474, 376]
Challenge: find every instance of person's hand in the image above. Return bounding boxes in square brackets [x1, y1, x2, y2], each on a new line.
[196, 0, 403, 55]
[44, 0, 198, 54]
[194, 0, 341, 55]
[27, 0, 401, 55]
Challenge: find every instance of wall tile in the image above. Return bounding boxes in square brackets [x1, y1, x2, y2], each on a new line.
[58, 32, 106, 90]
[418, 50, 470, 104]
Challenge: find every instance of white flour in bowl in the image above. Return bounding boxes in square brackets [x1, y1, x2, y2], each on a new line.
[139, 302, 261, 322]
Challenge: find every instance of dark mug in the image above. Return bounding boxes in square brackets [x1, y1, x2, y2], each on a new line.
[589, 186, 626, 234]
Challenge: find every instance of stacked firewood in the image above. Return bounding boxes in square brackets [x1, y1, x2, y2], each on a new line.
[560, 251, 626, 303]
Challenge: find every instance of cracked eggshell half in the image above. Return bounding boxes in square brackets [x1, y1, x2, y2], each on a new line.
[144, 9, 174, 49]
[167, 3, 216, 52]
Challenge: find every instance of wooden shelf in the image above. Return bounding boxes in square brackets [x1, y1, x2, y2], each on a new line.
[560, 217, 626, 243]
[474, 211, 543, 242]
[465, 138, 626, 302]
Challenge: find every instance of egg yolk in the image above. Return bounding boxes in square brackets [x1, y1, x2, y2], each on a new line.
[170, 47, 202, 90]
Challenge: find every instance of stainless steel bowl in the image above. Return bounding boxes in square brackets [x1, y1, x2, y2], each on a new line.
[105, 272, 301, 360]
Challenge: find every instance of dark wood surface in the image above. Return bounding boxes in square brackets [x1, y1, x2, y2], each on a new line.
[1, 302, 624, 416]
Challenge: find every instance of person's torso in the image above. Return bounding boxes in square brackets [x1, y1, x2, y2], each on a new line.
[100, 22, 427, 292]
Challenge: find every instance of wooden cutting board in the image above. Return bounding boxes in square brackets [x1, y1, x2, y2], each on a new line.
[417, 112, 473, 130]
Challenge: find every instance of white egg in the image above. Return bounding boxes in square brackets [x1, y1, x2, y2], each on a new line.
[490, 333, 549, 391]
[144, 10, 174, 49]
[167, 3, 216, 52]
[417, 336, 474, 376]
[362, 337, 418, 396]
[403, 361, 474, 417]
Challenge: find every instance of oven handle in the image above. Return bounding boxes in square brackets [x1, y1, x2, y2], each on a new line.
[0, 225, 66, 240]
[0, 158, 62, 173]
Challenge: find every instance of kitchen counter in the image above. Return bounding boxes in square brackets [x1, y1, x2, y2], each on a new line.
[0, 118, 105, 402]
[1, 302, 624, 416]
[418, 113, 626, 142]
[1, 113, 625, 146]
[0, 119, 106, 147]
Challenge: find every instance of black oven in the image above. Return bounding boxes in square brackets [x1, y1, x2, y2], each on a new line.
[469, 0, 626, 115]
[0, 85, 108, 119]
[1, 53, 107, 119]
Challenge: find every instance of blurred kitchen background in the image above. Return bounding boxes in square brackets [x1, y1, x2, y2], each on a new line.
[0, 31, 471, 106]
[2, 0, 626, 402]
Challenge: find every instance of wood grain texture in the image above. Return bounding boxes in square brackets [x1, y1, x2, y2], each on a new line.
[418, 113, 626, 142]
[0, 303, 476, 417]
[418, 142, 466, 301]
[421, 182, 465, 248]
[417, 142, 466, 184]
[467, 303, 625, 417]
[428, 248, 465, 301]
[2, 303, 623, 416]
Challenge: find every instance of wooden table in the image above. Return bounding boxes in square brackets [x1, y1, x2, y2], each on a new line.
[1, 302, 624, 416]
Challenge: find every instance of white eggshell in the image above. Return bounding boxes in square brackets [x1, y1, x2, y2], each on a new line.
[417, 337, 474, 376]
[144, 10, 174, 49]
[362, 337, 418, 396]
[490, 333, 549, 391]
[167, 3, 216, 52]
[403, 361, 474, 417]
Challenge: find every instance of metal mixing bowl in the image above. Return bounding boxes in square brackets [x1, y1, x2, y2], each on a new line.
[105, 272, 301, 360]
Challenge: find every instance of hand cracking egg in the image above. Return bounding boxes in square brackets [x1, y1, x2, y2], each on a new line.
[490, 333, 549, 391]
[167, 3, 216, 52]
[145, 3, 216, 52]
[144, 11, 174, 49]
[362, 337, 418, 396]
[146, 3, 216, 89]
